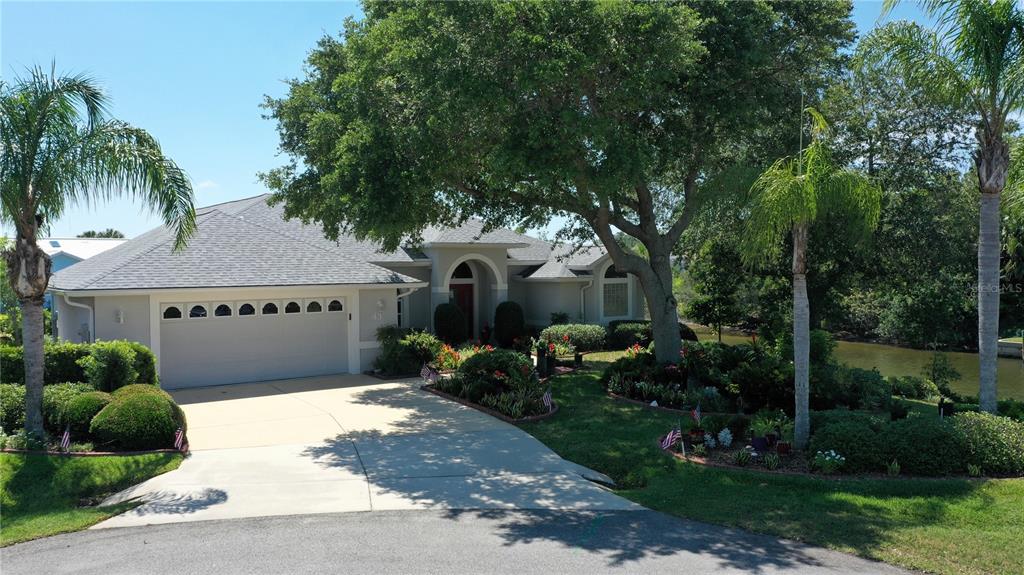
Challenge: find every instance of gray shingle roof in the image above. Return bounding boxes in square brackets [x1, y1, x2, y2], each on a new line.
[50, 194, 610, 291]
[50, 197, 421, 291]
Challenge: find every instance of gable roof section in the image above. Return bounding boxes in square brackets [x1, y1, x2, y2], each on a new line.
[421, 219, 530, 247]
[40, 238, 126, 262]
[51, 199, 420, 292]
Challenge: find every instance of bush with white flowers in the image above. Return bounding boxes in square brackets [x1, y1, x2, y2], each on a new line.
[703, 432, 717, 448]
[813, 450, 846, 474]
[717, 427, 733, 448]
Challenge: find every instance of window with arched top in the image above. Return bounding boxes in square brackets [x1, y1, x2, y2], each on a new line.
[285, 301, 301, 314]
[452, 262, 473, 279]
[327, 299, 344, 312]
[306, 300, 323, 313]
[162, 306, 182, 320]
[261, 302, 279, 315]
[189, 305, 208, 319]
[238, 303, 256, 316]
[214, 304, 232, 317]
[601, 263, 630, 319]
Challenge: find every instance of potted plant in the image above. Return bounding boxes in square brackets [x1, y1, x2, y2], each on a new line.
[749, 418, 773, 452]
[776, 420, 794, 455]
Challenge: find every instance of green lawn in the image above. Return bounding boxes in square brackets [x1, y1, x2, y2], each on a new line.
[520, 361, 1024, 575]
[0, 452, 182, 546]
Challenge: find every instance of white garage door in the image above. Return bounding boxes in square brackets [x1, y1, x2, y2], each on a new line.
[159, 298, 349, 389]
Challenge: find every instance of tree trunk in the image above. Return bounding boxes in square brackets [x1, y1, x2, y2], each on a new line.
[3, 233, 52, 439]
[977, 191, 1001, 413]
[20, 300, 45, 437]
[641, 245, 682, 364]
[791, 224, 810, 450]
[974, 133, 1007, 414]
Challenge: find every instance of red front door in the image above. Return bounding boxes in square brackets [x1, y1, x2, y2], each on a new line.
[450, 283, 474, 340]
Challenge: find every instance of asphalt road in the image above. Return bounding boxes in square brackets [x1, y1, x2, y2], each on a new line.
[3, 509, 910, 575]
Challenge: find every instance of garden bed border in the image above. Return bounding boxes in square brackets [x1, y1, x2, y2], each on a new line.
[421, 384, 560, 424]
[1, 447, 187, 457]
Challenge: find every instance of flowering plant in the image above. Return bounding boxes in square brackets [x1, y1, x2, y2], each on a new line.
[435, 344, 462, 371]
[812, 450, 846, 474]
[625, 343, 645, 358]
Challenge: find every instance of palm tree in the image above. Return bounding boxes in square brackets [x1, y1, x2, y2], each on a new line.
[869, 0, 1024, 412]
[0, 66, 196, 438]
[741, 108, 881, 449]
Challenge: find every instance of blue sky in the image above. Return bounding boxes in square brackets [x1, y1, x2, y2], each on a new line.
[2, 1, 927, 239]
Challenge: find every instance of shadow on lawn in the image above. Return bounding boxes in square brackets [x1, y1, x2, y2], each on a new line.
[298, 382, 882, 573]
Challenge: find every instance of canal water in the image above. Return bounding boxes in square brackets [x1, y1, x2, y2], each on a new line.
[693, 327, 1024, 401]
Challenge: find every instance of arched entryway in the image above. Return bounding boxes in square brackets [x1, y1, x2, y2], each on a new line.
[439, 255, 505, 341]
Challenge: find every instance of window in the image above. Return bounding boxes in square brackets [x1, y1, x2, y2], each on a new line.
[285, 301, 301, 314]
[162, 306, 182, 320]
[327, 299, 344, 312]
[238, 303, 256, 316]
[306, 300, 323, 313]
[214, 304, 233, 317]
[602, 263, 630, 319]
[189, 305, 208, 319]
[261, 302, 279, 315]
[452, 262, 473, 278]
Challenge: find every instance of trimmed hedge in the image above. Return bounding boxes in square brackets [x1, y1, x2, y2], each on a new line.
[0, 383, 25, 431]
[808, 420, 883, 473]
[951, 412, 1024, 476]
[90, 392, 179, 450]
[605, 320, 699, 350]
[0, 342, 90, 385]
[77, 340, 138, 392]
[434, 303, 468, 345]
[63, 391, 113, 435]
[539, 324, 606, 352]
[127, 341, 159, 386]
[493, 301, 526, 348]
[882, 416, 963, 476]
[41, 382, 93, 432]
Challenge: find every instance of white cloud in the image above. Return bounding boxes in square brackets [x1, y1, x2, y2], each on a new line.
[197, 180, 219, 190]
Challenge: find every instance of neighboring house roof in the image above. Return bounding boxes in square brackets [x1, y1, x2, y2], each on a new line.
[40, 238, 126, 262]
[49, 194, 612, 291]
[50, 197, 421, 291]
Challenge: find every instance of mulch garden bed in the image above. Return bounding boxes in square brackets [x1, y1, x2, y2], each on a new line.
[421, 384, 560, 424]
[609, 392, 745, 420]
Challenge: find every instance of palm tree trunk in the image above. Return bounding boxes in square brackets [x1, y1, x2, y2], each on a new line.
[977, 191, 1001, 413]
[975, 132, 1007, 414]
[20, 299, 45, 436]
[792, 223, 810, 450]
[4, 233, 52, 438]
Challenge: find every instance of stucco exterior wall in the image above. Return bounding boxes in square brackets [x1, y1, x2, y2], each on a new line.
[94, 295, 151, 346]
[358, 287, 399, 342]
[54, 295, 94, 343]
[519, 282, 585, 327]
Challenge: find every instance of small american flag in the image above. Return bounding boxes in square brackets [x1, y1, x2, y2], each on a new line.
[542, 387, 553, 412]
[60, 426, 71, 451]
[660, 427, 682, 450]
[174, 427, 185, 451]
[420, 363, 438, 382]
[691, 403, 702, 426]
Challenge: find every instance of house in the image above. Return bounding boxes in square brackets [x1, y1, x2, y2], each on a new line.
[49, 194, 644, 388]
[39, 237, 126, 308]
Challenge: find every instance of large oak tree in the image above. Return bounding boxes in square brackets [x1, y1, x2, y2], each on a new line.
[263, 0, 854, 362]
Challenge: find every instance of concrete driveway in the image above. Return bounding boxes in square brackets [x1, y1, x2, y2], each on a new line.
[96, 374, 634, 528]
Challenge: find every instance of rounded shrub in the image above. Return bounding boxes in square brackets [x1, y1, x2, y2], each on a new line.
[63, 391, 113, 435]
[0, 346, 23, 384]
[76, 340, 138, 392]
[539, 324, 606, 352]
[882, 416, 963, 476]
[434, 303, 468, 345]
[44, 341, 90, 384]
[808, 420, 883, 473]
[127, 342, 159, 386]
[0, 383, 25, 431]
[810, 409, 887, 434]
[606, 320, 698, 350]
[951, 412, 1024, 476]
[41, 382, 93, 432]
[493, 301, 526, 348]
[90, 393, 178, 450]
[113, 384, 185, 429]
